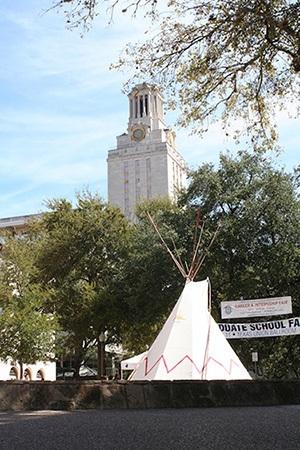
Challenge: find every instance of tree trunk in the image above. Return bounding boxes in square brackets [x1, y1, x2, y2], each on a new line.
[19, 361, 23, 380]
[97, 337, 106, 380]
[73, 350, 84, 379]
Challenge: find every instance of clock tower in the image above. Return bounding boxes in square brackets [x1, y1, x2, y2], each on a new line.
[107, 83, 187, 220]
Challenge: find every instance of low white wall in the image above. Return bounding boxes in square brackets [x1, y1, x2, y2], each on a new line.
[0, 359, 56, 381]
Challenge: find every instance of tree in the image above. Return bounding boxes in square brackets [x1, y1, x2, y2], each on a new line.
[116, 152, 300, 377]
[36, 192, 132, 377]
[180, 150, 300, 377]
[49, 0, 300, 149]
[119, 197, 219, 353]
[118, 198, 185, 353]
[0, 233, 56, 379]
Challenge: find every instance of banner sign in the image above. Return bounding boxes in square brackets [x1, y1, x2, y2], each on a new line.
[218, 317, 300, 339]
[221, 296, 292, 319]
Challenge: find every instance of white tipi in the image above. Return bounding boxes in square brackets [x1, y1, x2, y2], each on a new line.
[130, 279, 251, 380]
[130, 213, 251, 381]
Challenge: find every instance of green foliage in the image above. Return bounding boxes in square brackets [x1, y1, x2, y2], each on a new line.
[119, 198, 184, 351]
[0, 234, 56, 369]
[51, 0, 300, 149]
[181, 151, 300, 303]
[118, 152, 300, 377]
[120, 0, 300, 149]
[119, 197, 219, 351]
[262, 336, 300, 378]
[36, 192, 132, 373]
[1, 161, 298, 378]
[0, 292, 55, 365]
[181, 150, 300, 377]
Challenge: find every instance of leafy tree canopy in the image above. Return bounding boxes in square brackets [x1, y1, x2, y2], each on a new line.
[119, 198, 186, 352]
[119, 197, 220, 352]
[0, 233, 56, 378]
[35, 192, 132, 375]
[181, 150, 300, 377]
[118, 152, 300, 376]
[181, 151, 300, 302]
[50, 0, 300, 149]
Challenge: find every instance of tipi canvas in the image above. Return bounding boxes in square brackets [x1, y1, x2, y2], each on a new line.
[131, 279, 251, 381]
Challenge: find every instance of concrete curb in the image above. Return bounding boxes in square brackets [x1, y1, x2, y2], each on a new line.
[0, 380, 299, 411]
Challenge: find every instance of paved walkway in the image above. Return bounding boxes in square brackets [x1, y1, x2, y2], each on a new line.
[0, 406, 299, 450]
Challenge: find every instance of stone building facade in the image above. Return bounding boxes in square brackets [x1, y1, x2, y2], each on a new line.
[107, 83, 187, 220]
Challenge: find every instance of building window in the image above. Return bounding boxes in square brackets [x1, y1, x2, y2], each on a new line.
[37, 369, 45, 381]
[135, 160, 141, 202]
[154, 95, 157, 113]
[9, 367, 19, 380]
[139, 96, 143, 117]
[130, 99, 133, 118]
[146, 158, 151, 199]
[172, 161, 175, 188]
[145, 95, 148, 115]
[135, 97, 138, 118]
[24, 368, 32, 381]
[124, 161, 130, 217]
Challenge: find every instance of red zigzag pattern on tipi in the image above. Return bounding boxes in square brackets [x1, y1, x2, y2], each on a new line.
[144, 354, 241, 376]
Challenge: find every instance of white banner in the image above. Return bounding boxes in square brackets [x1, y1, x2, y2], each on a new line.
[218, 317, 300, 339]
[221, 296, 292, 319]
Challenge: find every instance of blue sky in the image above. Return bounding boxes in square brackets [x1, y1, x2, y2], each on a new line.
[0, 1, 299, 219]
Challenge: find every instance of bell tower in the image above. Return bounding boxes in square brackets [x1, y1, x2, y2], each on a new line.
[107, 84, 187, 220]
[128, 83, 165, 134]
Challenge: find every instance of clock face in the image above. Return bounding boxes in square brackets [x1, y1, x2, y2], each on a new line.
[132, 126, 146, 142]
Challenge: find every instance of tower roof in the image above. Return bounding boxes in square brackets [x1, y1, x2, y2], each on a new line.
[129, 82, 162, 97]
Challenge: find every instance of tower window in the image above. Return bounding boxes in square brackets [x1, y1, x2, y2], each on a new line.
[145, 95, 148, 115]
[135, 97, 138, 118]
[124, 161, 130, 217]
[135, 160, 141, 202]
[140, 96, 143, 117]
[172, 161, 175, 186]
[146, 158, 151, 199]
[130, 99, 133, 118]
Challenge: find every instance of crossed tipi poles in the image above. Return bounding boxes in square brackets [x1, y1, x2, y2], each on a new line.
[129, 211, 251, 381]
